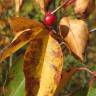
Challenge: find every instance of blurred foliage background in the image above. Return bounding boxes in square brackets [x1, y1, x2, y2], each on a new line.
[0, 0, 96, 96]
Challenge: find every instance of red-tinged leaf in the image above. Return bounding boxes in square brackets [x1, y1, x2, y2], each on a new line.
[59, 17, 89, 61]
[24, 34, 63, 96]
[55, 67, 78, 95]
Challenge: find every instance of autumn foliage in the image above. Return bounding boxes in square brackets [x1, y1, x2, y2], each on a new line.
[0, 0, 96, 96]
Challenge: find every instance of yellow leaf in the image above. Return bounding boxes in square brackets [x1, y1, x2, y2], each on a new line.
[60, 17, 89, 61]
[24, 33, 49, 96]
[37, 35, 63, 96]
[24, 34, 63, 96]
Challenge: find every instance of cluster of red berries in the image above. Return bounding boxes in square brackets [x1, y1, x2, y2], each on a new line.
[43, 0, 76, 26]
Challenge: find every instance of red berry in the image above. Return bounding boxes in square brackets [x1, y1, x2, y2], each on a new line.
[44, 11, 57, 26]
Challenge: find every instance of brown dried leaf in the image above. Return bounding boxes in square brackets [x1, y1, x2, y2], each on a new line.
[0, 4, 5, 15]
[3, 0, 14, 9]
[60, 17, 89, 61]
[0, 35, 10, 48]
[0, 0, 14, 15]
[0, 20, 6, 29]
[74, 0, 95, 18]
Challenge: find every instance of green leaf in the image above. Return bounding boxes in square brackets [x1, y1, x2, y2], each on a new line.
[73, 87, 88, 96]
[20, 0, 33, 16]
[5, 56, 25, 96]
[87, 83, 96, 96]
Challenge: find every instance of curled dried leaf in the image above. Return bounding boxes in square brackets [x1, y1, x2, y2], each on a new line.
[59, 17, 89, 62]
[74, 0, 95, 18]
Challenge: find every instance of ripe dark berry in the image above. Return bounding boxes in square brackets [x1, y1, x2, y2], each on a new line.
[44, 11, 57, 26]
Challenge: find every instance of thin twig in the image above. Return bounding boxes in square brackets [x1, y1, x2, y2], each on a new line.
[78, 67, 96, 77]
[90, 28, 96, 32]
[9, 55, 13, 68]
[2, 70, 8, 96]
[51, 0, 76, 14]
[2, 55, 13, 96]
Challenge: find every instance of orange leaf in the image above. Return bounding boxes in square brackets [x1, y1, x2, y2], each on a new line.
[8, 17, 45, 34]
[0, 17, 46, 62]
[60, 17, 89, 61]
